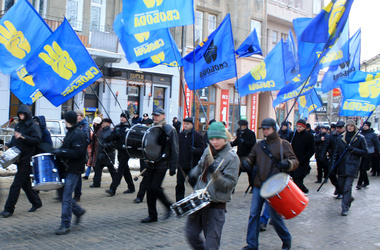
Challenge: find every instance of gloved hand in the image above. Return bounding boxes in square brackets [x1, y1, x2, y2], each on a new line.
[188, 176, 197, 187]
[275, 160, 290, 171]
[240, 157, 253, 173]
[51, 149, 63, 157]
[169, 169, 176, 176]
[347, 145, 354, 152]
[190, 147, 197, 153]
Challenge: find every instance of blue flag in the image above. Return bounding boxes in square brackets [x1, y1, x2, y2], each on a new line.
[0, 0, 52, 74]
[137, 37, 182, 68]
[272, 71, 318, 108]
[114, 13, 173, 63]
[236, 40, 286, 97]
[297, 89, 323, 118]
[338, 71, 380, 117]
[236, 28, 262, 57]
[10, 69, 43, 105]
[321, 29, 361, 93]
[283, 30, 299, 82]
[122, 0, 194, 35]
[299, 0, 353, 47]
[17, 19, 102, 107]
[182, 14, 236, 90]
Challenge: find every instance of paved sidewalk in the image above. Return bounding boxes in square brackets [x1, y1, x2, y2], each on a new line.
[1, 162, 380, 249]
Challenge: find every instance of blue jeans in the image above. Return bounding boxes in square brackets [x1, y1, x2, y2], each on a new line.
[259, 201, 270, 225]
[61, 173, 84, 228]
[247, 187, 291, 249]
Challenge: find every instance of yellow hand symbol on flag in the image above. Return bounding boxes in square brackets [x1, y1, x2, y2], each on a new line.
[250, 61, 266, 80]
[328, 0, 346, 38]
[299, 96, 307, 108]
[134, 32, 150, 43]
[17, 67, 35, 86]
[151, 51, 165, 64]
[0, 21, 31, 59]
[143, 0, 163, 8]
[359, 73, 380, 99]
[39, 41, 77, 80]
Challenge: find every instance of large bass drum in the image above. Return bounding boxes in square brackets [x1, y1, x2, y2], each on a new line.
[125, 125, 166, 162]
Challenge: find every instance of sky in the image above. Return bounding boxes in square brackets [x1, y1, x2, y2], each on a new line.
[345, 0, 380, 61]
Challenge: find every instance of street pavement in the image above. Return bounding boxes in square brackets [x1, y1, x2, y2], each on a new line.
[1, 162, 380, 250]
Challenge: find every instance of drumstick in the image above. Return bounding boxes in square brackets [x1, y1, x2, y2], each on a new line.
[133, 168, 147, 181]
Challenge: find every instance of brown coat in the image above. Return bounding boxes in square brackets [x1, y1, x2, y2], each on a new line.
[246, 131, 299, 188]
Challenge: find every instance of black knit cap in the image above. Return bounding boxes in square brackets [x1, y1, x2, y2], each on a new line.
[64, 111, 77, 125]
[120, 112, 127, 118]
[364, 121, 371, 127]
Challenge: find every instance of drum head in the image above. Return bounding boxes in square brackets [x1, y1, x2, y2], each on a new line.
[143, 126, 165, 161]
[260, 173, 289, 198]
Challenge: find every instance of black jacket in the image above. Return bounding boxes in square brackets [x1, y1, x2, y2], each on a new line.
[231, 128, 256, 158]
[6, 104, 41, 167]
[322, 130, 341, 160]
[279, 128, 294, 142]
[178, 129, 206, 170]
[314, 132, 330, 160]
[361, 128, 380, 154]
[332, 130, 368, 177]
[110, 122, 130, 151]
[290, 129, 315, 178]
[57, 124, 87, 174]
[96, 125, 116, 166]
[149, 123, 179, 172]
[173, 121, 181, 134]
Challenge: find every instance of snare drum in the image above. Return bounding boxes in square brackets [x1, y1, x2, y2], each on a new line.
[125, 125, 165, 162]
[31, 153, 63, 191]
[0, 147, 21, 168]
[170, 190, 210, 216]
[260, 173, 308, 219]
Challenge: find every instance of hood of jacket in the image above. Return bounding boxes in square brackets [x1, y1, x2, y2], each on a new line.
[17, 104, 33, 122]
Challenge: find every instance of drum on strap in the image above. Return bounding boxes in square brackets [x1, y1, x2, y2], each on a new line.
[0, 147, 21, 169]
[125, 125, 165, 162]
[170, 190, 210, 216]
[260, 173, 308, 219]
[31, 153, 63, 191]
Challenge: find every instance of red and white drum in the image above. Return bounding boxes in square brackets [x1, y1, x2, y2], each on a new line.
[260, 173, 308, 219]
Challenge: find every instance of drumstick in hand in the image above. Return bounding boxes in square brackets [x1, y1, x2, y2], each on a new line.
[133, 168, 147, 181]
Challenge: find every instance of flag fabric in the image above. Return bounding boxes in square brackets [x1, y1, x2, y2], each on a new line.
[272, 71, 318, 108]
[321, 29, 361, 93]
[16, 19, 102, 107]
[122, 0, 194, 35]
[114, 13, 173, 63]
[236, 40, 286, 97]
[0, 0, 52, 74]
[293, 17, 349, 78]
[297, 89, 323, 118]
[299, 0, 354, 47]
[283, 30, 299, 82]
[338, 71, 380, 117]
[236, 28, 262, 57]
[10, 69, 43, 105]
[137, 38, 182, 68]
[182, 14, 236, 90]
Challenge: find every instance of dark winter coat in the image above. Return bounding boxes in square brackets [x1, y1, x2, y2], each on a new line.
[96, 125, 116, 166]
[149, 121, 179, 172]
[6, 104, 41, 167]
[78, 118, 91, 145]
[57, 124, 87, 174]
[132, 116, 142, 125]
[231, 127, 256, 158]
[34, 115, 53, 146]
[314, 132, 330, 160]
[290, 129, 315, 178]
[332, 130, 368, 177]
[246, 131, 299, 188]
[178, 129, 206, 170]
[361, 128, 380, 154]
[173, 120, 181, 134]
[322, 130, 341, 160]
[110, 121, 130, 151]
[279, 128, 294, 142]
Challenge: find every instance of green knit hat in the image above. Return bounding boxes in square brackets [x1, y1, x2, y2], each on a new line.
[208, 122, 227, 140]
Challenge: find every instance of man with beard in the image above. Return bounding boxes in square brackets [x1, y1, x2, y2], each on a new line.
[356, 121, 380, 189]
[332, 119, 367, 216]
[290, 119, 315, 194]
[0, 104, 42, 218]
[176, 117, 205, 202]
[323, 120, 345, 198]
[141, 108, 179, 223]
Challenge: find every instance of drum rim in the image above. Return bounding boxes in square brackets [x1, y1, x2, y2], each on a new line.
[32, 153, 55, 158]
[260, 172, 290, 198]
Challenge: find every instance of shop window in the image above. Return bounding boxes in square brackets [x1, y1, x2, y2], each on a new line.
[153, 87, 165, 110]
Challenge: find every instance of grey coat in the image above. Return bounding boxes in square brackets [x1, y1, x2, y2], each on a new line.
[189, 143, 240, 203]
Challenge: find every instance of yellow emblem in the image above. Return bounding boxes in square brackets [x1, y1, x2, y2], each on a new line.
[134, 32, 150, 43]
[17, 67, 35, 86]
[299, 96, 307, 108]
[358, 73, 380, 99]
[39, 41, 77, 80]
[250, 61, 266, 80]
[143, 0, 163, 8]
[0, 21, 31, 59]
